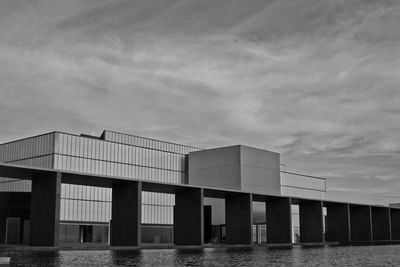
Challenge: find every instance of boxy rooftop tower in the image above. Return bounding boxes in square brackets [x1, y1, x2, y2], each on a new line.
[188, 145, 281, 196]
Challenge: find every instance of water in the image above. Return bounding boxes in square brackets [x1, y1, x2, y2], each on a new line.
[1, 245, 400, 266]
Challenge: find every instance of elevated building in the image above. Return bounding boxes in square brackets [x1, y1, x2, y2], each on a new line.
[0, 130, 325, 245]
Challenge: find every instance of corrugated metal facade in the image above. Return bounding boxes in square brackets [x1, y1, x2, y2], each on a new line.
[0, 178, 31, 192]
[102, 130, 200, 155]
[280, 171, 326, 200]
[0, 133, 55, 193]
[54, 133, 187, 183]
[53, 132, 197, 224]
[60, 184, 112, 222]
[0, 131, 199, 225]
[0, 133, 55, 163]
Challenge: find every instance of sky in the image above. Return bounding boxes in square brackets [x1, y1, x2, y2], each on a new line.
[0, 0, 399, 205]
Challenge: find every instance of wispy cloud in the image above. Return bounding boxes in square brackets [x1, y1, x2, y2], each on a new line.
[0, 0, 399, 204]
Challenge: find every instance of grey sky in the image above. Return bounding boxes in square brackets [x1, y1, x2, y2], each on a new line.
[1, 0, 399, 205]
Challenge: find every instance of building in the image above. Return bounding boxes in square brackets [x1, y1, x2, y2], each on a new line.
[390, 203, 400, 209]
[0, 130, 326, 246]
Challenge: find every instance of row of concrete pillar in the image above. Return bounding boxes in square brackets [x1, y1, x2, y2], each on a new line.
[326, 202, 400, 244]
[28, 173, 400, 247]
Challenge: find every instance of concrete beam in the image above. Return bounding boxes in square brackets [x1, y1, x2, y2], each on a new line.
[174, 188, 203, 246]
[325, 202, 350, 244]
[225, 193, 252, 245]
[390, 208, 400, 241]
[349, 205, 372, 243]
[266, 197, 292, 244]
[110, 181, 141, 247]
[30, 172, 61, 247]
[371, 207, 391, 241]
[299, 200, 323, 243]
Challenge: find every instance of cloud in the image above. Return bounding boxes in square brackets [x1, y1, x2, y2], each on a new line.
[0, 0, 400, 204]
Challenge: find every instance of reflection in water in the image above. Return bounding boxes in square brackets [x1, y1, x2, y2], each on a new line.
[0, 250, 60, 266]
[1, 245, 400, 266]
[111, 250, 142, 266]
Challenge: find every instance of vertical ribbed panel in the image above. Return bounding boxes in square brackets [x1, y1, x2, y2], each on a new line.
[280, 171, 326, 200]
[54, 133, 186, 183]
[9, 155, 54, 169]
[0, 133, 54, 194]
[59, 184, 112, 222]
[0, 177, 31, 192]
[141, 192, 174, 224]
[53, 132, 183, 224]
[0, 133, 55, 163]
[1, 131, 196, 225]
[102, 130, 201, 154]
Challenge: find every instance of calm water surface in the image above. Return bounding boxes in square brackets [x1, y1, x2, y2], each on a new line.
[1, 245, 400, 266]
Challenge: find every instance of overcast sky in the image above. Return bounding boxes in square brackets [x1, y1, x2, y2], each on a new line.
[1, 0, 399, 205]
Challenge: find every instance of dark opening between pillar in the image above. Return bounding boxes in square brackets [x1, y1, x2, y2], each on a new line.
[299, 200, 323, 243]
[390, 208, 400, 241]
[349, 205, 372, 243]
[371, 207, 391, 241]
[225, 193, 252, 245]
[326, 202, 350, 244]
[110, 180, 141, 247]
[30, 172, 61, 247]
[266, 197, 291, 244]
[0, 192, 30, 244]
[174, 188, 203, 246]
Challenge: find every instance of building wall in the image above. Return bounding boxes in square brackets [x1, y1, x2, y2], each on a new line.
[280, 171, 326, 244]
[0, 131, 199, 226]
[54, 132, 188, 183]
[55, 132, 195, 225]
[280, 171, 326, 200]
[188, 146, 242, 190]
[102, 130, 199, 155]
[0, 133, 55, 193]
[0, 133, 55, 165]
[188, 145, 281, 196]
[60, 183, 111, 223]
[240, 146, 280, 196]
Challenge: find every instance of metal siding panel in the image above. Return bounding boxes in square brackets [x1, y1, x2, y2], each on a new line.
[84, 137, 88, 159]
[54, 132, 59, 155]
[61, 134, 66, 155]
[54, 154, 59, 169]
[89, 139, 93, 159]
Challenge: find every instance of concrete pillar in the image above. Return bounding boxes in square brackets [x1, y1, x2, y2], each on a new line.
[30, 172, 61, 246]
[225, 193, 252, 245]
[0, 210, 5, 244]
[204, 205, 212, 243]
[390, 208, 400, 241]
[349, 205, 372, 243]
[371, 207, 391, 241]
[266, 197, 292, 244]
[174, 188, 203, 246]
[299, 200, 323, 243]
[325, 202, 350, 244]
[111, 181, 141, 247]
